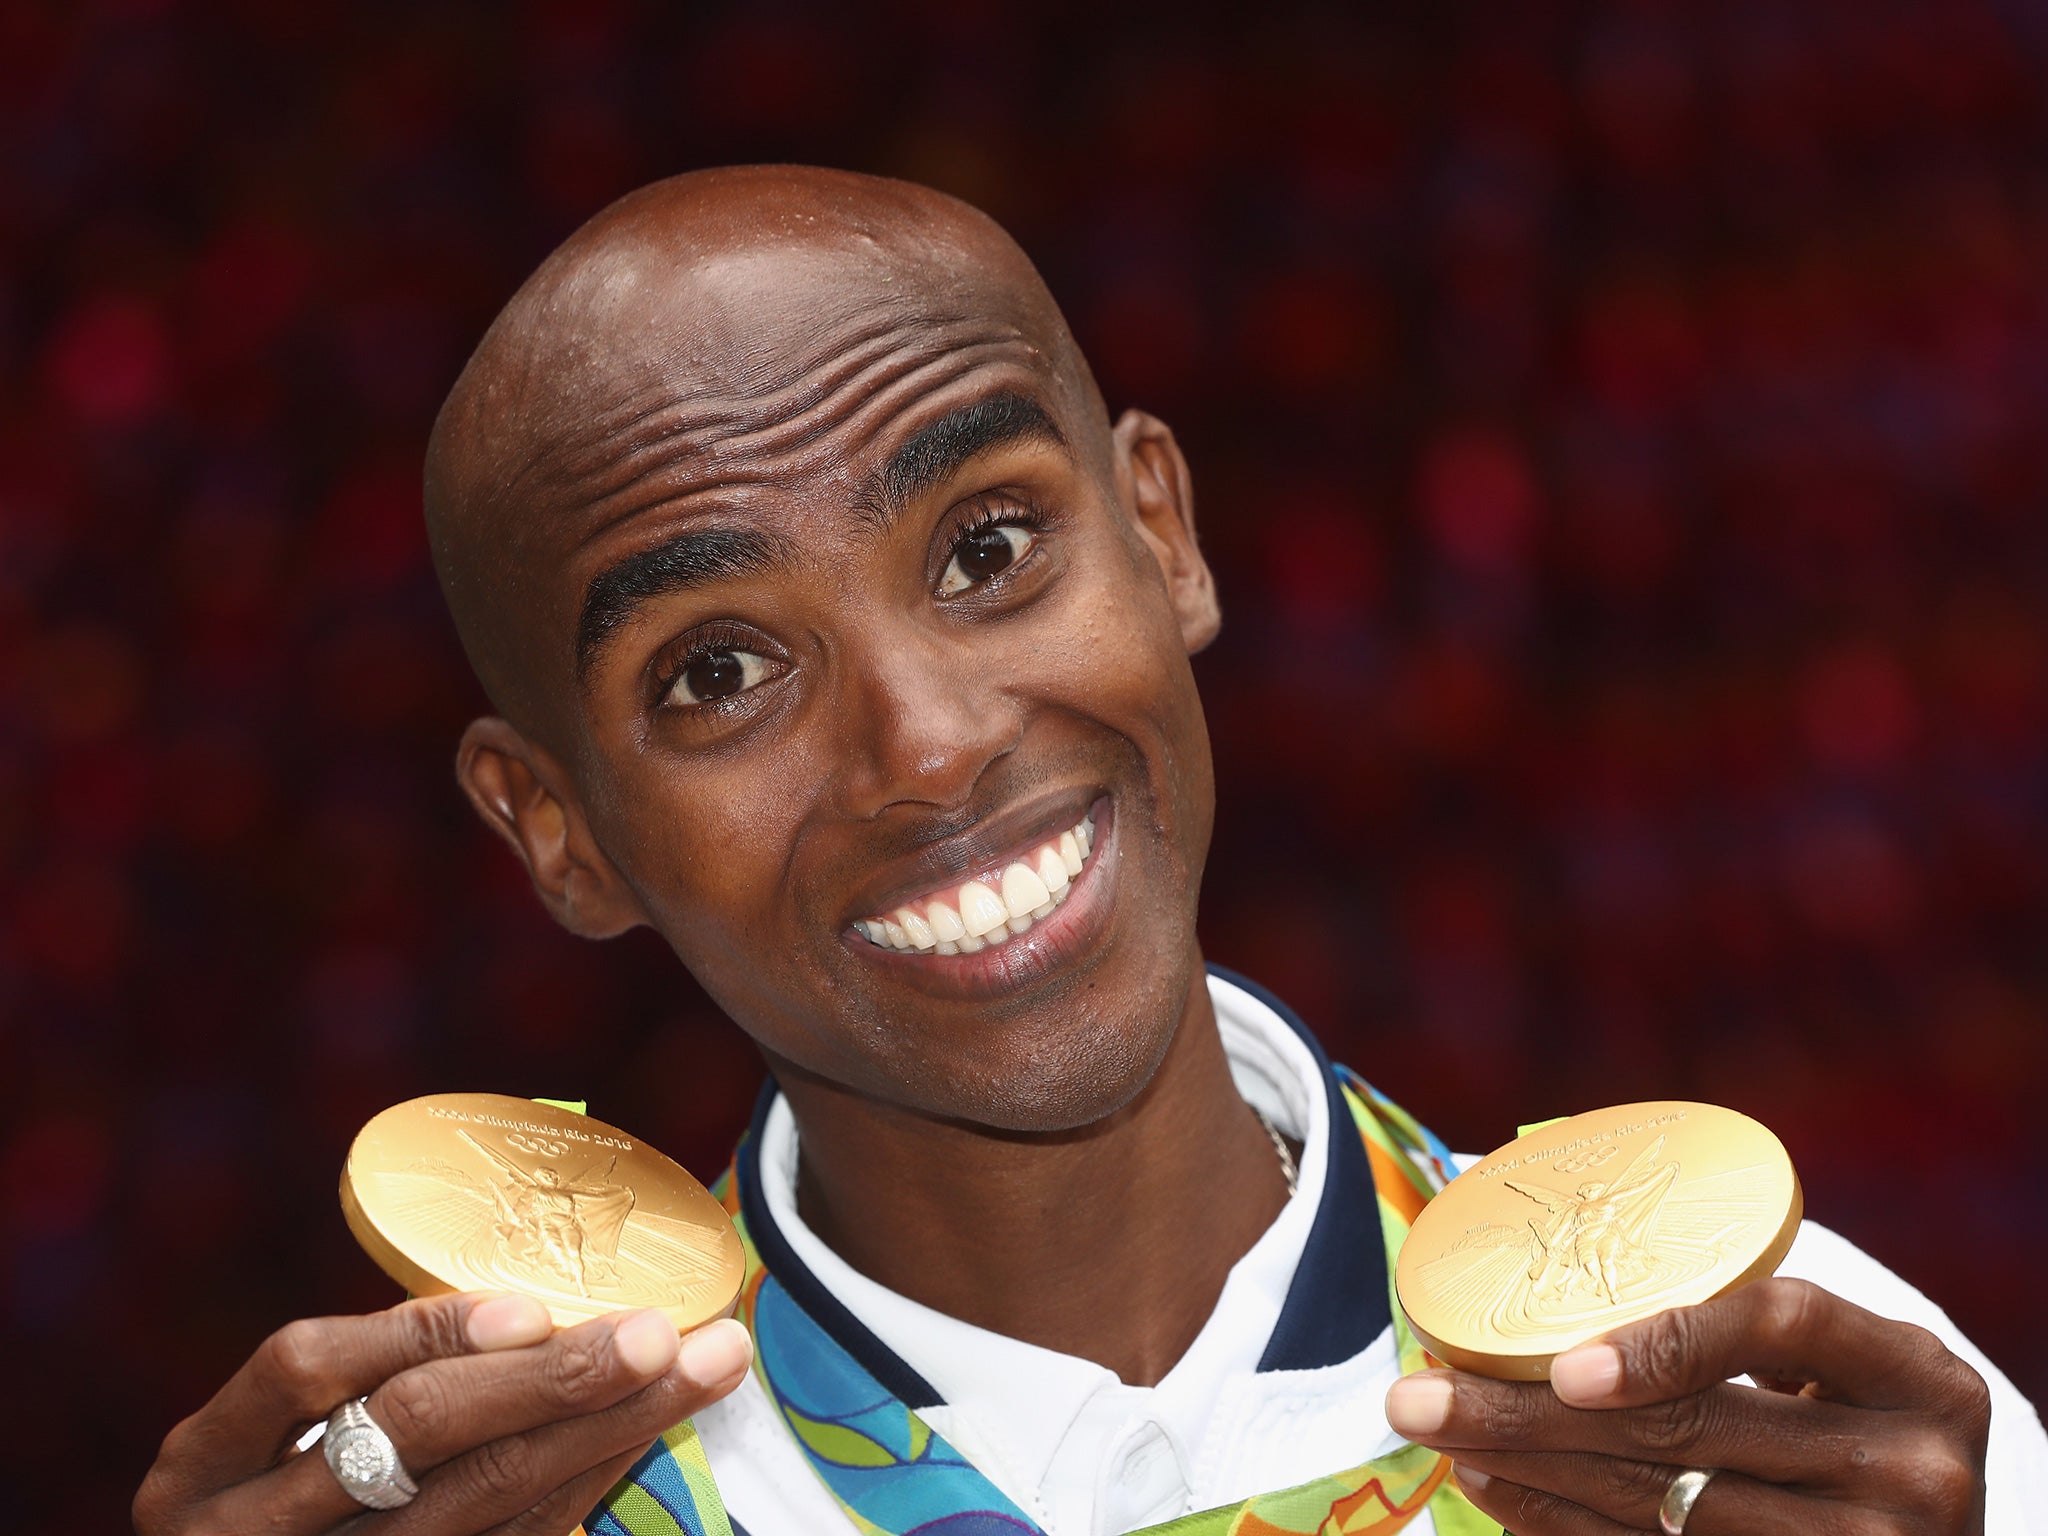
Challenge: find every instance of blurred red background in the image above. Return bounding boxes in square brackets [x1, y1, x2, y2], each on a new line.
[4, 1, 2045, 1526]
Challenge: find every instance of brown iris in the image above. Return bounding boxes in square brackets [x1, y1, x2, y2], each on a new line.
[953, 524, 1022, 584]
[682, 649, 746, 701]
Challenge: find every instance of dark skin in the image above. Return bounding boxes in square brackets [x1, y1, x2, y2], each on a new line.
[432, 168, 1278, 1370]
[137, 167, 1991, 1535]
[1395, 1280, 1992, 1533]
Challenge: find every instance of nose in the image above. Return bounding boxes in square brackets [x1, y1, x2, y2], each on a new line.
[832, 617, 1023, 819]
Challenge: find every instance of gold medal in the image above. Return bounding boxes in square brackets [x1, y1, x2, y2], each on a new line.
[1396, 1101, 1802, 1379]
[340, 1093, 745, 1330]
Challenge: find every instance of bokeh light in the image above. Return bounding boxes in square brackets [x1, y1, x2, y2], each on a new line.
[4, 3, 2045, 1525]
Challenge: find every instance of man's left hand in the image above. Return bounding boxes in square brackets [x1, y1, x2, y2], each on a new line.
[1385, 1277, 1991, 1534]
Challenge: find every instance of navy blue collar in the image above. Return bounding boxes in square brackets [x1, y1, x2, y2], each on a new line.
[735, 1082, 947, 1409]
[734, 963, 1392, 1407]
[1209, 964, 1395, 1371]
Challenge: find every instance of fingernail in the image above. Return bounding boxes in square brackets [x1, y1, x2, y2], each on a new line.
[467, 1294, 552, 1350]
[1385, 1372, 1454, 1437]
[1550, 1343, 1622, 1404]
[1454, 1463, 1492, 1493]
[677, 1317, 753, 1386]
[613, 1309, 682, 1375]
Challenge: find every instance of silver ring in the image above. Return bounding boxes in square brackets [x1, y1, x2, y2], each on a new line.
[1657, 1466, 1717, 1535]
[322, 1397, 420, 1510]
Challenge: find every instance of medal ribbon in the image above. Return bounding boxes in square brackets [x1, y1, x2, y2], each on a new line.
[582, 1072, 1497, 1536]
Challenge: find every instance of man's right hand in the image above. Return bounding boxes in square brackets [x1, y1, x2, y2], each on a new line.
[134, 1292, 754, 1535]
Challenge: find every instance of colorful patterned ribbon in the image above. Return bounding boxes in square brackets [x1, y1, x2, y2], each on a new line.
[583, 1072, 1497, 1536]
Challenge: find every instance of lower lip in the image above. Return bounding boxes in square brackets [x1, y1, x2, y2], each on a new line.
[843, 797, 1119, 998]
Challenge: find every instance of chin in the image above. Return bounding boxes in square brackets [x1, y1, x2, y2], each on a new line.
[685, 772, 1213, 1135]
[894, 943, 1200, 1136]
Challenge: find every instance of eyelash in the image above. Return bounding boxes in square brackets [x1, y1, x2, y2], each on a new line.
[651, 619, 766, 713]
[944, 494, 1050, 576]
[648, 494, 1054, 718]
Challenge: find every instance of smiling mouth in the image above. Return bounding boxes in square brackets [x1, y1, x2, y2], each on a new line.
[851, 808, 1097, 956]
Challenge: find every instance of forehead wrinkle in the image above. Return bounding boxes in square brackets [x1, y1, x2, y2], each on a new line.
[422, 166, 1099, 749]
[545, 285, 1008, 469]
[568, 475, 788, 557]
[554, 329, 1048, 552]
[850, 390, 1068, 531]
[588, 309, 953, 460]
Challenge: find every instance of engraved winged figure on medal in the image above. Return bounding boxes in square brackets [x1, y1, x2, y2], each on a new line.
[1503, 1136, 1679, 1306]
[358, 1129, 737, 1311]
[1411, 1131, 1780, 1339]
[460, 1131, 634, 1296]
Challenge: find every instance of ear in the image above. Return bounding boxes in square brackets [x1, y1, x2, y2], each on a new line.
[454, 717, 649, 940]
[1113, 408, 1221, 653]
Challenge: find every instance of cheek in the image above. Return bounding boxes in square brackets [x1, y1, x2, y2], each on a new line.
[593, 748, 813, 955]
[1049, 541, 1215, 832]
[1036, 522, 1189, 695]
[570, 518, 1216, 1098]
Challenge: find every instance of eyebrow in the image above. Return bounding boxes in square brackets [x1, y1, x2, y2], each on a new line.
[851, 390, 1067, 528]
[575, 524, 795, 679]
[574, 391, 1065, 681]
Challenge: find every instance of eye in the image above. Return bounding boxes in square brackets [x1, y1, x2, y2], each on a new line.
[663, 646, 775, 708]
[938, 522, 1037, 597]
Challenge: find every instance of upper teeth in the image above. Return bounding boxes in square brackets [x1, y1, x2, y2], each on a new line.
[856, 812, 1095, 955]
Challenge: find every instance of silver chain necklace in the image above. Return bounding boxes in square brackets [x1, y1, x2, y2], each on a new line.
[1254, 1108, 1299, 1197]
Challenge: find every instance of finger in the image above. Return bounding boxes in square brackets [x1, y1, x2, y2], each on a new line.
[1388, 1370, 1879, 1484]
[378, 1331, 751, 1535]
[138, 1292, 552, 1524]
[1548, 1278, 1969, 1411]
[203, 1314, 747, 1535]
[372, 1310, 685, 1473]
[1449, 1463, 1637, 1536]
[1448, 1452, 1814, 1534]
[483, 1442, 644, 1536]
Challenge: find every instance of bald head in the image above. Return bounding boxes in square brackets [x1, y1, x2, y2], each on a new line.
[425, 166, 1107, 746]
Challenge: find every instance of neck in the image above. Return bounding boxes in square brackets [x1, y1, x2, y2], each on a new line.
[774, 964, 1292, 1387]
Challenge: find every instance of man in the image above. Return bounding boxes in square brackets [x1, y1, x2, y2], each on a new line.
[135, 166, 2046, 1536]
